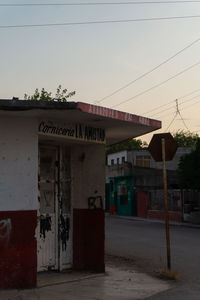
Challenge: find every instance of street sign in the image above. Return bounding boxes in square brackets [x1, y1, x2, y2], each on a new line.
[148, 133, 177, 162]
[148, 132, 178, 271]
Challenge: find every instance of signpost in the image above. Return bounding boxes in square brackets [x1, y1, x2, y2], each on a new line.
[148, 133, 177, 270]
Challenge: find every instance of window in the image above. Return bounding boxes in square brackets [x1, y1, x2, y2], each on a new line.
[136, 155, 150, 167]
[111, 159, 114, 165]
[149, 190, 181, 212]
[122, 156, 125, 163]
[117, 158, 120, 164]
[117, 185, 128, 205]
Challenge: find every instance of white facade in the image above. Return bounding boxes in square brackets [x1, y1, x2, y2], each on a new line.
[0, 117, 38, 211]
[72, 144, 105, 208]
[107, 147, 192, 170]
[107, 150, 128, 166]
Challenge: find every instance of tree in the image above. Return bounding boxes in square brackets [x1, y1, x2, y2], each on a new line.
[106, 138, 148, 154]
[172, 130, 199, 148]
[178, 138, 200, 189]
[24, 85, 75, 102]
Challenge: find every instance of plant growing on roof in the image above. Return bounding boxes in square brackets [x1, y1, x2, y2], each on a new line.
[24, 85, 75, 102]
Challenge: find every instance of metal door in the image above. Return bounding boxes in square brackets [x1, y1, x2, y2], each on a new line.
[37, 147, 58, 271]
[116, 177, 134, 216]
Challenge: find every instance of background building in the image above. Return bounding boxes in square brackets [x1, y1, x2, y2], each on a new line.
[106, 147, 193, 222]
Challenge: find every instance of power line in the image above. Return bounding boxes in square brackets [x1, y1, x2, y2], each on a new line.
[94, 37, 200, 104]
[2, 1, 200, 6]
[166, 113, 177, 130]
[111, 60, 200, 108]
[157, 93, 200, 119]
[1, 15, 200, 29]
[166, 99, 189, 130]
[148, 90, 200, 117]
[143, 88, 200, 115]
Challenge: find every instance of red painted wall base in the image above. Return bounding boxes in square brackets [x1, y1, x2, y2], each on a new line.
[147, 210, 182, 222]
[73, 209, 105, 273]
[0, 210, 37, 289]
[137, 192, 148, 218]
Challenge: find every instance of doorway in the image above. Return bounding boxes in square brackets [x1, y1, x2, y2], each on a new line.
[37, 145, 72, 272]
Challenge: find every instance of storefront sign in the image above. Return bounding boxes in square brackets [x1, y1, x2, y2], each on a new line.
[38, 121, 106, 144]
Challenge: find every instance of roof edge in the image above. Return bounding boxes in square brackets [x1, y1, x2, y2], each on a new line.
[77, 102, 161, 129]
[0, 99, 77, 110]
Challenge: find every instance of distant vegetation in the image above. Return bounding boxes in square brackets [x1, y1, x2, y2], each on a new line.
[106, 130, 199, 155]
[172, 130, 199, 148]
[178, 138, 200, 189]
[106, 138, 148, 154]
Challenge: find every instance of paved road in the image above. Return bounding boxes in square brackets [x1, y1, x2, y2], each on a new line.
[105, 216, 200, 298]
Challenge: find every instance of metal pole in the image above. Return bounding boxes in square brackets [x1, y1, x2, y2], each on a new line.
[161, 138, 171, 270]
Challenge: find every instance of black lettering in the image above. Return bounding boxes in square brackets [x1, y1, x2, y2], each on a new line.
[62, 128, 67, 135]
[39, 122, 45, 132]
[50, 127, 56, 134]
[84, 126, 88, 139]
[79, 124, 83, 138]
[59, 128, 63, 135]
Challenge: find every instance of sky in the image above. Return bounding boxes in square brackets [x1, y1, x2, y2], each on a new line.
[1, 0, 200, 143]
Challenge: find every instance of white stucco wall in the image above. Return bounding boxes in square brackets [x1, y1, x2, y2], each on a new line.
[71, 144, 105, 209]
[0, 117, 38, 211]
[107, 150, 127, 166]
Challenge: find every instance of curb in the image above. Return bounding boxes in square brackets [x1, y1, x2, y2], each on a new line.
[106, 214, 200, 229]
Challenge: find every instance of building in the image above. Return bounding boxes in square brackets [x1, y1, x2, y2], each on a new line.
[106, 147, 192, 221]
[107, 147, 192, 170]
[0, 99, 161, 289]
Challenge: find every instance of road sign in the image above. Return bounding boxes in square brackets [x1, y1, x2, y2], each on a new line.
[148, 133, 177, 162]
[148, 132, 178, 271]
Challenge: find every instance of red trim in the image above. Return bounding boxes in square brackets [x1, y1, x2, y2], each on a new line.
[73, 209, 105, 273]
[77, 102, 161, 129]
[0, 210, 37, 289]
[137, 192, 148, 218]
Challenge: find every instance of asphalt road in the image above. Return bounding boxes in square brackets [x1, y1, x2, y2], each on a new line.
[105, 215, 200, 298]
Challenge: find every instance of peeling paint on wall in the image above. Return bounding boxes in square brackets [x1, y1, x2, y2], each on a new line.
[59, 215, 70, 251]
[0, 218, 12, 245]
[40, 215, 51, 239]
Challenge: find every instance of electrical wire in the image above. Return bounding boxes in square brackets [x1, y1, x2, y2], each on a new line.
[165, 98, 197, 130]
[151, 93, 200, 118]
[166, 113, 177, 130]
[111, 60, 200, 109]
[143, 87, 200, 115]
[1, 15, 200, 29]
[165, 99, 189, 130]
[94, 37, 200, 105]
[2, 1, 200, 6]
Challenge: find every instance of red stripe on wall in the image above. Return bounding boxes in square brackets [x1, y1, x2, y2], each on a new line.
[0, 210, 37, 289]
[73, 209, 105, 273]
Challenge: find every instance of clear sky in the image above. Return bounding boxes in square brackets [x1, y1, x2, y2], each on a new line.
[1, 0, 200, 142]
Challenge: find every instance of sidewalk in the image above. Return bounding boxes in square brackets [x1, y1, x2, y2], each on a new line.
[106, 213, 200, 229]
[0, 266, 171, 300]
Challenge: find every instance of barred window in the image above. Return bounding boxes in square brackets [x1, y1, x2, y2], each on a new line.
[136, 155, 150, 167]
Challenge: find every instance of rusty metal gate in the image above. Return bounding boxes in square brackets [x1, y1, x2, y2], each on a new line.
[37, 145, 72, 272]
